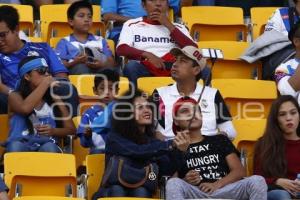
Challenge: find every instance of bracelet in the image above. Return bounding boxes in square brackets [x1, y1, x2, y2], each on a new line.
[7, 88, 14, 95]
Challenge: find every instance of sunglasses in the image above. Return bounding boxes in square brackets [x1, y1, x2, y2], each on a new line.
[0, 30, 10, 39]
[31, 67, 49, 75]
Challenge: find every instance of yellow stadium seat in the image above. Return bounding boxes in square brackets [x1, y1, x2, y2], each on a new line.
[28, 37, 42, 42]
[211, 79, 277, 119]
[198, 41, 262, 79]
[0, 4, 34, 36]
[49, 37, 62, 48]
[182, 6, 247, 41]
[106, 39, 115, 56]
[72, 116, 89, 169]
[4, 152, 77, 199]
[40, 4, 104, 42]
[0, 114, 9, 157]
[232, 119, 266, 176]
[86, 154, 105, 200]
[137, 77, 175, 95]
[250, 7, 279, 40]
[13, 197, 84, 200]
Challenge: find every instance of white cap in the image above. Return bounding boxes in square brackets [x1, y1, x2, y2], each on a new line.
[170, 46, 206, 70]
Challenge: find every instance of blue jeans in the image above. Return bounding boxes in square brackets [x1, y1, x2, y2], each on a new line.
[268, 190, 291, 200]
[0, 93, 7, 114]
[196, 0, 215, 5]
[6, 141, 61, 153]
[92, 184, 151, 200]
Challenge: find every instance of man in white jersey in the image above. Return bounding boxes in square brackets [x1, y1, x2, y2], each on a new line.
[116, 0, 210, 87]
[152, 46, 236, 140]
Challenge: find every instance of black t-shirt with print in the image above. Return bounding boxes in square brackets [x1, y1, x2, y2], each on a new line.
[178, 135, 238, 183]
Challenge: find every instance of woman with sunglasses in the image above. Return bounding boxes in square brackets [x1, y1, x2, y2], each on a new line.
[6, 56, 76, 152]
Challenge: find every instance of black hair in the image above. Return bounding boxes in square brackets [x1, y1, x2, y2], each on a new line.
[94, 69, 120, 88]
[67, 0, 93, 20]
[254, 95, 300, 178]
[288, 20, 300, 44]
[0, 5, 19, 31]
[111, 89, 155, 144]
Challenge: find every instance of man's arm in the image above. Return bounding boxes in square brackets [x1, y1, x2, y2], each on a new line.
[103, 13, 131, 24]
[288, 63, 300, 91]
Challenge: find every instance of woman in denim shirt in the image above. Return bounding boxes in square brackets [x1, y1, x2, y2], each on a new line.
[93, 89, 189, 199]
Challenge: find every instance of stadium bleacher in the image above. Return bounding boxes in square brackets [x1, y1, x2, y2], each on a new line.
[0, 3, 286, 199]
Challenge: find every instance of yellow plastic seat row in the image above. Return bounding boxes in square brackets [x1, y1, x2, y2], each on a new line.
[4, 152, 77, 199]
[250, 7, 279, 40]
[13, 197, 84, 200]
[232, 119, 266, 176]
[198, 41, 262, 79]
[182, 6, 247, 41]
[211, 79, 277, 119]
[0, 114, 9, 157]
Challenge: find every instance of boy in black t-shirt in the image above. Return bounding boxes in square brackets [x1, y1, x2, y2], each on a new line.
[166, 97, 268, 200]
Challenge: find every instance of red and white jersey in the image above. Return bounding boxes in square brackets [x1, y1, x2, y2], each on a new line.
[117, 17, 193, 57]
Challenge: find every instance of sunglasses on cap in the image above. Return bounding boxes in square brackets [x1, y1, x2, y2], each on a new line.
[31, 67, 49, 75]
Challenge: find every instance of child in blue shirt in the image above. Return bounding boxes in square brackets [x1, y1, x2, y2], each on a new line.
[77, 69, 119, 154]
[55, 1, 116, 75]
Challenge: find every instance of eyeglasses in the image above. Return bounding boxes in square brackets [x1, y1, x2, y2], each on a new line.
[0, 30, 10, 39]
[32, 67, 49, 75]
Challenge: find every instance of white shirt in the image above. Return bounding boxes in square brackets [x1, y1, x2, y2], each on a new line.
[153, 83, 236, 140]
[117, 17, 192, 57]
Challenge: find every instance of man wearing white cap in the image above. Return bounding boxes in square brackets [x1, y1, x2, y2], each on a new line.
[152, 45, 236, 140]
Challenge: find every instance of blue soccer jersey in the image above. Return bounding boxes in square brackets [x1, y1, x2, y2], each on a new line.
[0, 42, 68, 89]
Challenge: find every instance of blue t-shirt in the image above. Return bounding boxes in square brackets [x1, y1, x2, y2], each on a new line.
[77, 104, 109, 151]
[55, 34, 113, 62]
[101, 0, 180, 18]
[0, 42, 68, 89]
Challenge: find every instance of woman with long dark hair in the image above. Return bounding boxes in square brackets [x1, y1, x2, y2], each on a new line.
[93, 89, 189, 199]
[6, 56, 75, 152]
[254, 95, 300, 200]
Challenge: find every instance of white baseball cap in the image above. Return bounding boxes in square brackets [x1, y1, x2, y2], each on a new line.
[170, 46, 206, 70]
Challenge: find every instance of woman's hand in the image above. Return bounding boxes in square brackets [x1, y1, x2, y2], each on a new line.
[36, 124, 53, 136]
[184, 170, 202, 185]
[173, 130, 190, 152]
[199, 181, 221, 194]
[276, 178, 300, 196]
[41, 75, 58, 87]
